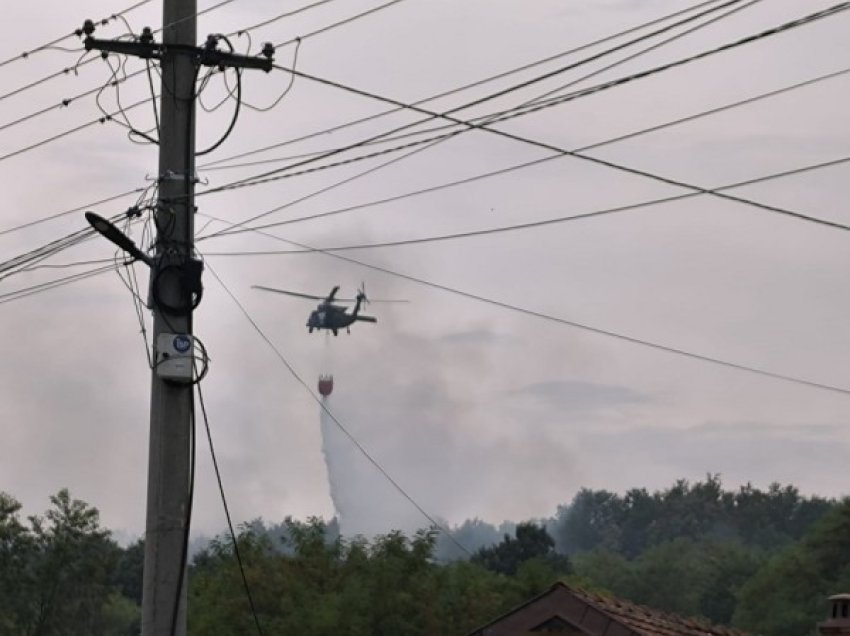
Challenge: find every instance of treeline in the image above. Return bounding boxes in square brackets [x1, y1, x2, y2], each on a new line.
[1, 478, 847, 635]
[555, 476, 834, 555]
[437, 475, 835, 561]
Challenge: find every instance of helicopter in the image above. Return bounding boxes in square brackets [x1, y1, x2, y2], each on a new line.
[252, 283, 407, 335]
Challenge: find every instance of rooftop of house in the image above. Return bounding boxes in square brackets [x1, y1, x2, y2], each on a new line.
[468, 582, 756, 636]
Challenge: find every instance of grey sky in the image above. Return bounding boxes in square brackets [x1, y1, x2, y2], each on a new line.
[0, 0, 848, 540]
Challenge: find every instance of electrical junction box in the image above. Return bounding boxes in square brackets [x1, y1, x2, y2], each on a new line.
[156, 333, 194, 382]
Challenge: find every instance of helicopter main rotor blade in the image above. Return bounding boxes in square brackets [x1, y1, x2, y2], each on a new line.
[252, 285, 325, 301]
[333, 297, 410, 303]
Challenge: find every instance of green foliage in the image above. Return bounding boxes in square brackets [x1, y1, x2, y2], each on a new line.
[572, 549, 635, 599]
[186, 518, 543, 635]
[0, 489, 127, 636]
[555, 475, 833, 557]
[111, 538, 144, 606]
[0, 491, 36, 633]
[733, 500, 850, 636]
[557, 488, 626, 554]
[574, 538, 764, 625]
[100, 592, 141, 636]
[472, 522, 571, 577]
[1, 478, 838, 636]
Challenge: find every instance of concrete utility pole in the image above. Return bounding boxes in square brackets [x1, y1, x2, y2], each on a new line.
[83, 2, 273, 632]
[142, 0, 197, 633]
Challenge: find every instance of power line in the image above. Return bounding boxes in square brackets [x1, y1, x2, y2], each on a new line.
[0, 53, 167, 141]
[0, 0, 819, 164]
[0, 78, 126, 136]
[571, 66, 850, 152]
[114, 255, 154, 368]
[203, 261, 473, 555]
[0, 56, 103, 107]
[272, 0, 408, 49]
[0, 1, 765, 183]
[197, 136, 478, 242]
[14, 257, 116, 272]
[203, 0, 735, 170]
[254, 5, 850, 236]
[198, 65, 850, 242]
[201, 134, 456, 244]
[0, 0, 404, 166]
[436, 0, 765, 120]
[171, 376, 196, 636]
[7, 57, 843, 251]
[196, 80, 848, 241]
[0, 0, 153, 72]
[0, 0, 343, 137]
[200, 155, 850, 256]
[195, 379, 265, 635]
[201, 0, 847, 212]
[4, 4, 843, 266]
[0, 207, 145, 286]
[168, 0, 236, 29]
[25, 0, 393, 138]
[0, 63, 219, 158]
[0, 0, 235, 107]
[0, 95, 151, 165]
[226, 0, 341, 37]
[0, 188, 146, 238]
[209, 228, 850, 398]
[0, 229, 96, 281]
[198, 155, 555, 240]
[0, 3, 410, 235]
[520, 0, 762, 108]
[197, 0, 752, 175]
[208, 127, 463, 189]
[0, 264, 116, 305]
[0, 2, 776, 240]
[0, 31, 261, 159]
[200, 63, 850, 176]
[197, 0, 739, 171]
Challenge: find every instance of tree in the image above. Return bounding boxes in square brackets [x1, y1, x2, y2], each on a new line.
[26, 489, 121, 635]
[473, 522, 571, 577]
[0, 489, 137, 635]
[731, 482, 833, 549]
[555, 489, 625, 554]
[646, 476, 727, 545]
[574, 537, 764, 625]
[572, 549, 635, 596]
[187, 519, 538, 635]
[0, 492, 36, 633]
[435, 518, 502, 562]
[697, 540, 764, 624]
[734, 500, 850, 636]
[112, 539, 144, 606]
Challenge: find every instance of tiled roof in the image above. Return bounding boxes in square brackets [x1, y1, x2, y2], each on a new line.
[568, 586, 753, 636]
[467, 582, 758, 636]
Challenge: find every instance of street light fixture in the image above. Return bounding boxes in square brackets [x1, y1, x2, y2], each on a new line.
[85, 211, 153, 266]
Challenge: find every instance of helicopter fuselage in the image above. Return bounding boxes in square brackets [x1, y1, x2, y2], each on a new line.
[307, 298, 376, 335]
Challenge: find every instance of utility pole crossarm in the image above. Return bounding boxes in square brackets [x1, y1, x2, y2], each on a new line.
[82, 27, 275, 71]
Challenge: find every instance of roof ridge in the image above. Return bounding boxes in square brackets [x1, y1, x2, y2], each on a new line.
[557, 581, 755, 636]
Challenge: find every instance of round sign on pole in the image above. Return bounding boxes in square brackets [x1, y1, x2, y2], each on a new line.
[173, 334, 192, 353]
